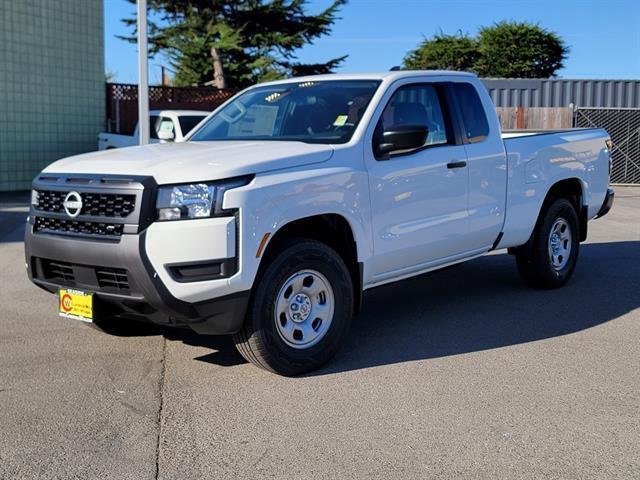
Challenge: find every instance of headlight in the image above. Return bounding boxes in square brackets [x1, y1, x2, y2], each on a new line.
[156, 177, 251, 221]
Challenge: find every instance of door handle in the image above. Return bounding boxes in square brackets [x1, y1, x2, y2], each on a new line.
[447, 160, 467, 169]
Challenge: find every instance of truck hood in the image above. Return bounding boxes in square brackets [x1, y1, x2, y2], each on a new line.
[43, 141, 334, 184]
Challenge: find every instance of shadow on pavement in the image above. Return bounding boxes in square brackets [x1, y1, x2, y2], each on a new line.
[92, 314, 247, 367]
[310, 240, 640, 376]
[80, 240, 640, 373]
[168, 330, 247, 367]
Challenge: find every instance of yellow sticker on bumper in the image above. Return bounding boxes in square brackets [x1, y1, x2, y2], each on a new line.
[59, 289, 93, 322]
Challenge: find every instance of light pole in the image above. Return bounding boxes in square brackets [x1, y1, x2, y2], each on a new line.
[137, 0, 150, 145]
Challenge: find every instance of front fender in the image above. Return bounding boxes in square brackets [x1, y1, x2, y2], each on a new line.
[224, 166, 373, 292]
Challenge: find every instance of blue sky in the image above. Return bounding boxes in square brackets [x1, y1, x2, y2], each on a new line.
[104, 0, 640, 84]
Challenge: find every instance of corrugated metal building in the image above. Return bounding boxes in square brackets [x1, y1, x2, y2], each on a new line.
[481, 79, 640, 108]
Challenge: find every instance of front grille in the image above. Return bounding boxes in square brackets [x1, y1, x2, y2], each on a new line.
[31, 174, 153, 240]
[97, 267, 130, 291]
[34, 216, 124, 237]
[37, 258, 131, 293]
[42, 259, 75, 283]
[35, 190, 136, 218]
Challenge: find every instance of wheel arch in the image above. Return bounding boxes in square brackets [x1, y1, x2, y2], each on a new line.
[257, 213, 363, 315]
[509, 177, 587, 256]
[541, 178, 587, 242]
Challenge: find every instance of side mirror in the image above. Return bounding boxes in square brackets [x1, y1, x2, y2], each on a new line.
[376, 124, 428, 157]
[157, 129, 175, 142]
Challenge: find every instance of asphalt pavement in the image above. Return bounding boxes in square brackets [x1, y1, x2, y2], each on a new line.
[1, 188, 639, 479]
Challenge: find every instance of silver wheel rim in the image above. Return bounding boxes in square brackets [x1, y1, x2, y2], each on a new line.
[274, 269, 335, 349]
[548, 217, 572, 270]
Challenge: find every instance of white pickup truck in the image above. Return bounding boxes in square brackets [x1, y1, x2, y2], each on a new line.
[98, 110, 209, 150]
[26, 71, 614, 375]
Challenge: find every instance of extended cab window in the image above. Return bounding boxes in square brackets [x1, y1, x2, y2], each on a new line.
[453, 83, 489, 143]
[190, 80, 380, 144]
[378, 84, 450, 149]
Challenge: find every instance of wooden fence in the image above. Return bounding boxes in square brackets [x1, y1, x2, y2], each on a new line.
[496, 107, 574, 130]
[106, 83, 237, 135]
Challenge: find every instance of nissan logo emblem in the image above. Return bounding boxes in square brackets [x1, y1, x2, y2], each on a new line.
[63, 191, 83, 218]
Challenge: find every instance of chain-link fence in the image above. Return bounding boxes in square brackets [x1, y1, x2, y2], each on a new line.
[575, 108, 640, 184]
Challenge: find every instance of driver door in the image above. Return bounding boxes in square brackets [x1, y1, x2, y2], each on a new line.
[365, 83, 471, 281]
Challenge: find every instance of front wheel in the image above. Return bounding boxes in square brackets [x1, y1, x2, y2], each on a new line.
[515, 198, 580, 289]
[233, 239, 353, 376]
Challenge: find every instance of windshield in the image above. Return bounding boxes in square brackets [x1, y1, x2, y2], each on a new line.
[190, 80, 380, 144]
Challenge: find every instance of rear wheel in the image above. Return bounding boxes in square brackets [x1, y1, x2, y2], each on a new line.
[233, 239, 353, 376]
[515, 198, 580, 289]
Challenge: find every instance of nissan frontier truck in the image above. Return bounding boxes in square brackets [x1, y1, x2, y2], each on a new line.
[25, 71, 614, 375]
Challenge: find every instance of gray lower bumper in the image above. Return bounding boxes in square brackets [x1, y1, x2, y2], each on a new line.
[24, 225, 249, 335]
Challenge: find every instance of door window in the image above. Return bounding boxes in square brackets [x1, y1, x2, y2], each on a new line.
[378, 84, 450, 149]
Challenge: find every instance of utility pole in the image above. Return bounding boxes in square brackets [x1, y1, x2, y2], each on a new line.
[137, 0, 150, 145]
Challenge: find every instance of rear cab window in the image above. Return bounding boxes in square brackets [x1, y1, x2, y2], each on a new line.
[452, 83, 490, 143]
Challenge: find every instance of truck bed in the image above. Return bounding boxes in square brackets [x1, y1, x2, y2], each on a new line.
[498, 127, 610, 249]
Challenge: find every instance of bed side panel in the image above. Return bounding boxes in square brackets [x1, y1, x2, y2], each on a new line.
[497, 129, 609, 249]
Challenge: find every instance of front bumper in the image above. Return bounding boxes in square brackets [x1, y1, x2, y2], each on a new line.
[596, 187, 615, 219]
[25, 225, 249, 334]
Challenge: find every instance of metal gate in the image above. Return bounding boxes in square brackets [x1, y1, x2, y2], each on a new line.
[574, 108, 640, 184]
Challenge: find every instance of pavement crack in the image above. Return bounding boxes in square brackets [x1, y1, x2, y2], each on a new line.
[154, 337, 167, 480]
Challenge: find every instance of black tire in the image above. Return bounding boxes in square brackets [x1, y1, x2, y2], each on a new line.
[233, 239, 354, 376]
[515, 198, 580, 289]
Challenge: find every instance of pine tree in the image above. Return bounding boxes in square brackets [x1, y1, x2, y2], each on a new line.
[121, 0, 347, 88]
